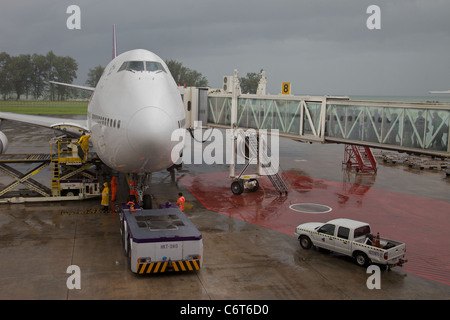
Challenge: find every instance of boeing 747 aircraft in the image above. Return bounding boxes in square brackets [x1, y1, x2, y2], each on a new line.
[0, 26, 186, 207]
[429, 90, 450, 94]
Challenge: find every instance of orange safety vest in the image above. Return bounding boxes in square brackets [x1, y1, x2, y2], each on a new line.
[111, 177, 118, 201]
[176, 196, 185, 211]
[129, 180, 136, 195]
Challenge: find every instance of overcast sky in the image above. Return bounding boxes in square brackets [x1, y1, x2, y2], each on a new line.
[1, 0, 450, 96]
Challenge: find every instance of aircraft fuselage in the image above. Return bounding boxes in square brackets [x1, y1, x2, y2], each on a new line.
[87, 49, 185, 173]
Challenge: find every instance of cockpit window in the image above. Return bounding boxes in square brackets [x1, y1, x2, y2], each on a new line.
[118, 61, 166, 73]
[146, 61, 166, 72]
[128, 61, 145, 71]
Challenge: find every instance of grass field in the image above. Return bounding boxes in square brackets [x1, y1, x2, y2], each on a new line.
[0, 100, 88, 115]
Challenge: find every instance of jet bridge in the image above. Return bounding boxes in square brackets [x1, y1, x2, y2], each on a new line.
[181, 71, 450, 158]
[180, 71, 450, 192]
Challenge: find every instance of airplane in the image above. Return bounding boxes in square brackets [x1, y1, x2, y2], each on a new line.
[429, 90, 450, 94]
[0, 25, 186, 208]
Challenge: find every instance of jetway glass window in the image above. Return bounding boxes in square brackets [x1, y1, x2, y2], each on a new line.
[286, 101, 301, 135]
[404, 108, 427, 148]
[303, 103, 321, 136]
[346, 106, 364, 140]
[260, 100, 273, 130]
[267, 99, 286, 132]
[425, 110, 449, 151]
[238, 98, 260, 129]
[381, 107, 402, 146]
[362, 106, 382, 144]
[208, 97, 231, 126]
[326, 105, 345, 139]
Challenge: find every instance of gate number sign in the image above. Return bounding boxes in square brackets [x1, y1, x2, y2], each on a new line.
[282, 82, 291, 95]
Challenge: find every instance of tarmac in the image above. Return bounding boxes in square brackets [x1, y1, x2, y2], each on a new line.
[0, 119, 449, 300]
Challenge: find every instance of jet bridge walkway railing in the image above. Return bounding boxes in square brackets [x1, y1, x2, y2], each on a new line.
[206, 93, 450, 158]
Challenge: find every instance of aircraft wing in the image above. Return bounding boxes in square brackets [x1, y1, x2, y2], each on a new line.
[49, 81, 95, 92]
[0, 111, 88, 137]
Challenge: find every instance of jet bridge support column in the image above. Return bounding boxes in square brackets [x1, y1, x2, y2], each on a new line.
[229, 69, 241, 180]
[228, 70, 289, 195]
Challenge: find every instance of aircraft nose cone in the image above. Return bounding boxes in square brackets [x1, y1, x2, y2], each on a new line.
[127, 107, 176, 156]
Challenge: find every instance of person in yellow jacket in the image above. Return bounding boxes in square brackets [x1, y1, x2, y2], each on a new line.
[77, 133, 91, 161]
[101, 182, 110, 212]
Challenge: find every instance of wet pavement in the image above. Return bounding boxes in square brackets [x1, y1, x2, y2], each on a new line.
[0, 120, 449, 300]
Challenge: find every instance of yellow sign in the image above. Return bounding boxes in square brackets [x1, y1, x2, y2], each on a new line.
[282, 82, 291, 95]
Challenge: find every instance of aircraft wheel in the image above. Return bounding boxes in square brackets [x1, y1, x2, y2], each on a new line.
[231, 180, 244, 195]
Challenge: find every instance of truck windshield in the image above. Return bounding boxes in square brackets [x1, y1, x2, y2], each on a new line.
[354, 225, 371, 238]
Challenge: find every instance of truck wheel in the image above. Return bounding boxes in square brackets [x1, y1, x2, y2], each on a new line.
[299, 236, 312, 249]
[354, 252, 370, 267]
[231, 180, 244, 195]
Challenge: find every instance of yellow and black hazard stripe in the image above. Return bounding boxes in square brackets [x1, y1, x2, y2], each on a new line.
[297, 228, 384, 253]
[137, 259, 201, 274]
[352, 242, 384, 252]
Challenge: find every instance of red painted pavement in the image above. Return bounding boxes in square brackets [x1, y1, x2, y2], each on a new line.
[180, 171, 450, 286]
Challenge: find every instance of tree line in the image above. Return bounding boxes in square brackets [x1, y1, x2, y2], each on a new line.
[0, 50, 262, 100]
[0, 51, 81, 101]
[0, 52, 211, 101]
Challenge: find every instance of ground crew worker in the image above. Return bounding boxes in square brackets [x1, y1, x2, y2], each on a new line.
[110, 176, 119, 202]
[176, 192, 185, 211]
[101, 182, 110, 212]
[77, 133, 91, 161]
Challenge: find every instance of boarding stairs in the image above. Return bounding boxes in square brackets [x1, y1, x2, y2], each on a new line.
[343, 144, 377, 173]
[241, 130, 289, 195]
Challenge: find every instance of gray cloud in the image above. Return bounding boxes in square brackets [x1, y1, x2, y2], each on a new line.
[1, 0, 450, 96]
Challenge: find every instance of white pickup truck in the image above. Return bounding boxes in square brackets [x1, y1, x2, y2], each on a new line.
[295, 218, 407, 269]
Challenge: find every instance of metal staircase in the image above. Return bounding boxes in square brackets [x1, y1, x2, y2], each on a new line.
[343, 144, 377, 173]
[239, 130, 289, 195]
[50, 154, 61, 196]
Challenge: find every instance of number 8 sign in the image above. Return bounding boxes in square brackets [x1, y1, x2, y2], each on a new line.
[282, 82, 291, 95]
